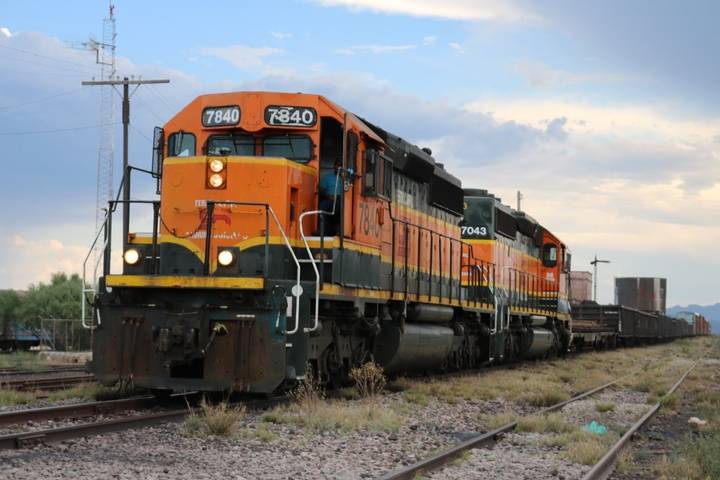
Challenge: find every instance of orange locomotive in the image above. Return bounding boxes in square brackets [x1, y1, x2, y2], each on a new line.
[88, 91, 569, 393]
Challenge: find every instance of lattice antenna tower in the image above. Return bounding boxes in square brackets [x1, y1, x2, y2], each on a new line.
[90, 3, 117, 248]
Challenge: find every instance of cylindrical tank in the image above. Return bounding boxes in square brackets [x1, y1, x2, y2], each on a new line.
[406, 304, 454, 323]
[525, 327, 556, 358]
[374, 323, 454, 373]
[615, 277, 666, 313]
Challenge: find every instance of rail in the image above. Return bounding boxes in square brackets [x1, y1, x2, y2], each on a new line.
[581, 360, 699, 480]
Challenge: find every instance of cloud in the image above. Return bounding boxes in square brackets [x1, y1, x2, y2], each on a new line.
[270, 31, 293, 40]
[1, 234, 87, 289]
[335, 43, 416, 55]
[449, 42, 465, 54]
[513, 60, 628, 89]
[198, 44, 284, 70]
[423, 35, 437, 45]
[0, 27, 11, 38]
[311, 0, 540, 22]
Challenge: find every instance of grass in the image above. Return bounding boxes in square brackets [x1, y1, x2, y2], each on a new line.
[595, 401, 616, 413]
[392, 340, 702, 408]
[0, 352, 47, 370]
[516, 413, 575, 434]
[182, 399, 246, 437]
[658, 392, 680, 411]
[565, 439, 607, 465]
[44, 383, 122, 402]
[236, 423, 279, 443]
[261, 401, 404, 433]
[480, 410, 518, 430]
[350, 362, 386, 399]
[0, 389, 35, 406]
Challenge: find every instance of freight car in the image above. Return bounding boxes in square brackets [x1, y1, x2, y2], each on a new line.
[571, 302, 698, 347]
[0, 322, 48, 351]
[83, 91, 572, 394]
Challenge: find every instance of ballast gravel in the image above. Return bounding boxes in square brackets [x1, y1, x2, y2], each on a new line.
[0, 353, 698, 479]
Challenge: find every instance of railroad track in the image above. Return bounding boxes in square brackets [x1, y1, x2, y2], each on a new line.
[376, 361, 699, 480]
[0, 373, 95, 391]
[0, 365, 86, 376]
[0, 394, 285, 450]
[581, 361, 698, 480]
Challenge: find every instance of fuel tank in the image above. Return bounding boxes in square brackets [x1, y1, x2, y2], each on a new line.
[406, 304, 454, 323]
[374, 323, 454, 373]
[525, 327, 556, 359]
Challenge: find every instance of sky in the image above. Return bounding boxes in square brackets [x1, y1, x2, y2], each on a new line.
[0, 0, 719, 306]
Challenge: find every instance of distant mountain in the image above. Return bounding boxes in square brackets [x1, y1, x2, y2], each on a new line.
[667, 303, 720, 334]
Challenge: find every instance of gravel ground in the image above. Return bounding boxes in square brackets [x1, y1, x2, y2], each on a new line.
[428, 357, 692, 480]
[0, 391, 537, 480]
[0, 346, 705, 479]
[0, 397, 89, 414]
[431, 432, 589, 480]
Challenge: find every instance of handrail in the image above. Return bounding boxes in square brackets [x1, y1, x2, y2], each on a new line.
[299, 168, 341, 333]
[81, 217, 108, 329]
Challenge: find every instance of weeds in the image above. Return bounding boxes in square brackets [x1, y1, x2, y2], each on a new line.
[595, 401, 616, 413]
[516, 413, 575, 434]
[182, 398, 245, 437]
[0, 389, 34, 406]
[350, 362, 386, 400]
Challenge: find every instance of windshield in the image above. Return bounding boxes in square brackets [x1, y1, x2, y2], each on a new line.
[207, 134, 255, 156]
[263, 134, 312, 164]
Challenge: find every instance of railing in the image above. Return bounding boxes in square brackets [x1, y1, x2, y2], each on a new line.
[506, 268, 558, 314]
[389, 216, 496, 308]
[298, 168, 341, 334]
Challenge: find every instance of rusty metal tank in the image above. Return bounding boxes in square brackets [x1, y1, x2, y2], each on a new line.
[614, 277, 666, 314]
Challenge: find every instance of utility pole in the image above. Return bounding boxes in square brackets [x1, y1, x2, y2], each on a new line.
[81, 77, 169, 248]
[516, 190, 523, 211]
[590, 255, 610, 303]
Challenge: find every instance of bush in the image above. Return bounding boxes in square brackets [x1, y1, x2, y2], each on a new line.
[350, 362, 386, 400]
[289, 367, 324, 411]
[183, 398, 246, 437]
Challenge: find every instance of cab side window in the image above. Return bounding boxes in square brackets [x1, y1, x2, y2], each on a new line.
[542, 243, 558, 268]
[363, 148, 392, 199]
[167, 132, 196, 157]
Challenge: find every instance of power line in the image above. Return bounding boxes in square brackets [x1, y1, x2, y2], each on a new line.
[0, 55, 90, 77]
[145, 84, 175, 113]
[0, 123, 118, 136]
[129, 123, 152, 143]
[134, 89, 166, 123]
[0, 88, 85, 111]
[0, 43, 98, 72]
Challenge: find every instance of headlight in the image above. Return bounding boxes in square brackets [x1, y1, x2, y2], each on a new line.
[209, 159, 224, 173]
[208, 173, 224, 188]
[123, 248, 141, 265]
[218, 249, 234, 267]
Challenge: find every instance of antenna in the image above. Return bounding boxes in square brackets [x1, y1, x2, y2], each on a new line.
[79, 2, 116, 261]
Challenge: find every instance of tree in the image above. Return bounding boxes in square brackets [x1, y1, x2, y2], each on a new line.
[15, 273, 83, 328]
[0, 289, 21, 335]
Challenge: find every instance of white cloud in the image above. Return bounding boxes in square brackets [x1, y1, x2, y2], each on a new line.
[423, 35, 437, 45]
[449, 42, 465, 54]
[335, 43, 416, 55]
[513, 60, 628, 89]
[199, 45, 284, 70]
[0, 27, 12, 38]
[311, 0, 540, 22]
[270, 31, 293, 40]
[2, 234, 87, 288]
[467, 98, 720, 151]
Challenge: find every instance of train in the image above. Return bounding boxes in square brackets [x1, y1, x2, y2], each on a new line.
[83, 91, 707, 395]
